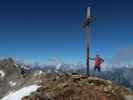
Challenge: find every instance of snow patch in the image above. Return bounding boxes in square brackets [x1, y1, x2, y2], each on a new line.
[38, 70, 43, 75]
[9, 81, 17, 87]
[55, 63, 62, 73]
[0, 70, 5, 79]
[34, 70, 44, 77]
[14, 63, 19, 68]
[56, 63, 62, 70]
[1, 84, 40, 100]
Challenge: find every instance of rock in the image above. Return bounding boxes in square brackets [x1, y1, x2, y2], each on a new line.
[57, 83, 69, 88]
[22, 96, 31, 100]
[37, 86, 49, 93]
[107, 80, 112, 85]
[89, 82, 94, 86]
[22, 73, 133, 100]
[124, 95, 133, 100]
[107, 85, 113, 91]
[104, 87, 109, 92]
[72, 75, 81, 82]
[0, 58, 23, 98]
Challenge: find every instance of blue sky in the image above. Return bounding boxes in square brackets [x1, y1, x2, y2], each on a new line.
[0, 0, 133, 64]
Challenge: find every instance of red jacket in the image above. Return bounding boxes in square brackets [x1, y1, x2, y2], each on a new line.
[95, 57, 104, 67]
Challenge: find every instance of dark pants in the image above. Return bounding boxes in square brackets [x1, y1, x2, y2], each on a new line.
[21, 68, 25, 75]
[94, 66, 101, 72]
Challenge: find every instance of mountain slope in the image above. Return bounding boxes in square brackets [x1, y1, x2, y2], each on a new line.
[1, 85, 39, 100]
[21, 73, 133, 100]
[0, 58, 23, 98]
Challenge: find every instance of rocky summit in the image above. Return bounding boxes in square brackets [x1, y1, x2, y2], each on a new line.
[1, 58, 133, 100]
[22, 73, 133, 100]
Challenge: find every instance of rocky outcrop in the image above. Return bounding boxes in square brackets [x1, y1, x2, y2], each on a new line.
[22, 73, 133, 100]
[1, 58, 133, 100]
[0, 58, 22, 98]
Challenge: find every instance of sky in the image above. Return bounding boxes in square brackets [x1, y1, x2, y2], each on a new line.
[0, 0, 133, 64]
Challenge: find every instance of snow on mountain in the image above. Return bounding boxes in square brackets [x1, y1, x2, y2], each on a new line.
[0, 58, 23, 98]
[55, 63, 62, 70]
[9, 81, 17, 87]
[1, 85, 40, 100]
[0, 70, 5, 79]
[33, 70, 45, 77]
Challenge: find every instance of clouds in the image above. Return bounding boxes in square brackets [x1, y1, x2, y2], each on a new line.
[48, 57, 63, 65]
[111, 47, 133, 64]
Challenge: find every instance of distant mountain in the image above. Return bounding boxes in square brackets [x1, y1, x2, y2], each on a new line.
[98, 67, 133, 90]
[32, 63, 133, 90]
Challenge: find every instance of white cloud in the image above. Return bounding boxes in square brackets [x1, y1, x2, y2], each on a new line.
[47, 57, 62, 65]
[112, 47, 133, 64]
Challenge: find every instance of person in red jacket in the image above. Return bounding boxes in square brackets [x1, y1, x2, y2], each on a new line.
[90, 54, 104, 72]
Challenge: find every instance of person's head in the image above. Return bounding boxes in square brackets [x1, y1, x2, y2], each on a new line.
[96, 54, 100, 58]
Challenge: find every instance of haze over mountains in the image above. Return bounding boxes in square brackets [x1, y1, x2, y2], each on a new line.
[1, 58, 133, 100]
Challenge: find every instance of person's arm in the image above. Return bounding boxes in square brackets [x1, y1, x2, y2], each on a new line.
[89, 57, 95, 60]
[101, 58, 104, 62]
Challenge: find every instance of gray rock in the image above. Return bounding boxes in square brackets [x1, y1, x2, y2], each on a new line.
[124, 95, 133, 100]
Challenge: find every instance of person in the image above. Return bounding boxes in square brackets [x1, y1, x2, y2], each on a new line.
[20, 65, 31, 78]
[90, 54, 104, 72]
[20, 66, 25, 78]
